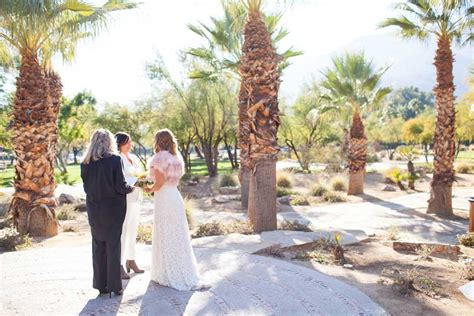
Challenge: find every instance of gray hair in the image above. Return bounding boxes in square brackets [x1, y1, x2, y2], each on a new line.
[82, 129, 117, 164]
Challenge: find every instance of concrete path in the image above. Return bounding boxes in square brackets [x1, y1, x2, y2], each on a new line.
[0, 245, 386, 316]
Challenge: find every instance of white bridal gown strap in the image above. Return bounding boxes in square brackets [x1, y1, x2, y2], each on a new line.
[149, 150, 201, 291]
[120, 153, 142, 264]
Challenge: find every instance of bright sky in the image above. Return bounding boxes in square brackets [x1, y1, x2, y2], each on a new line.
[53, 0, 403, 106]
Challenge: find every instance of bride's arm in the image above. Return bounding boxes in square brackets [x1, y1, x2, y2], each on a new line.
[145, 167, 165, 193]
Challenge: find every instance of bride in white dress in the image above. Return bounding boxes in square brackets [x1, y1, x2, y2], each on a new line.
[145, 129, 202, 291]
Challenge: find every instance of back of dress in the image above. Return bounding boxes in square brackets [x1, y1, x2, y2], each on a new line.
[148, 150, 184, 187]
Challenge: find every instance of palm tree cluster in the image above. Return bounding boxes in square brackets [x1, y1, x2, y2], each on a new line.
[0, 0, 137, 236]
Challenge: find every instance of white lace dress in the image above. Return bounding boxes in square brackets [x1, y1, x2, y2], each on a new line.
[149, 150, 201, 291]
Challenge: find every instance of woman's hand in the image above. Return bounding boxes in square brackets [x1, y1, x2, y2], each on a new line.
[144, 186, 153, 194]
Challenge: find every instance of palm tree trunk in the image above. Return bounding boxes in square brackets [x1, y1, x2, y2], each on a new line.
[427, 36, 456, 216]
[347, 111, 367, 195]
[238, 76, 251, 209]
[9, 51, 58, 237]
[241, 10, 280, 232]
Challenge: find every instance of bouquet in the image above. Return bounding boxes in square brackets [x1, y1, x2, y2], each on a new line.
[134, 171, 154, 191]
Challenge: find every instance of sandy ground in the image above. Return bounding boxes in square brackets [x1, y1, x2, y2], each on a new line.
[1, 170, 473, 315]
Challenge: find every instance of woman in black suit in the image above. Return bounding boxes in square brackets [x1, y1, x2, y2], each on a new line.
[81, 129, 134, 297]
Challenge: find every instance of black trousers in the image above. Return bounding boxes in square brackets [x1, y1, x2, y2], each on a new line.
[92, 236, 122, 292]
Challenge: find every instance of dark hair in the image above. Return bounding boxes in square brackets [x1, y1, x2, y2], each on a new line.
[115, 132, 131, 152]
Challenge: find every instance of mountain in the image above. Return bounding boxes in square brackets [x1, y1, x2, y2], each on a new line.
[281, 32, 473, 100]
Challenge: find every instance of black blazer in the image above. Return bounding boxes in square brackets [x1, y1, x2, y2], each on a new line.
[81, 154, 134, 241]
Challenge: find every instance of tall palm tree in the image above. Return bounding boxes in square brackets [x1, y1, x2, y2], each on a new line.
[0, 0, 137, 236]
[380, 0, 472, 216]
[186, 0, 301, 209]
[238, 0, 284, 232]
[321, 53, 391, 195]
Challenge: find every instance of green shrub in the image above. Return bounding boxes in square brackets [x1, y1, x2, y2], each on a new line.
[277, 186, 296, 197]
[54, 172, 76, 185]
[219, 174, 238, 188]
[310, 183, 328, 197]
[322, 191, 347, 203]
[56, 204, 78, 220]
[330, 177, 347, 192]
[290, 195, 310, 206]
[384, 167, 408, 190]
[276, 172, 293, 188]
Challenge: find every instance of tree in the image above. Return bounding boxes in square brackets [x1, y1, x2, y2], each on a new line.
[365, 112, 404, 160]
[320, 52, 391, 195]
[186, 0, 301, 208]
[147, 55, 237, 177]
[280, 88, 336, 172]
[56, 91, 97, 172]
[455, 72, 474, 156]
[0, 0, 137, 236]
[401, 112, 435, 162]
[93, 103, 153, 169]
[385, 86, 434, 120]
[397, 145, 420, 189]
[381, 0, 473, 215]
[237, 0, 287, 232]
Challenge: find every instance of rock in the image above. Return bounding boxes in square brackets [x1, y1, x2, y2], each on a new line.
[343, 264, 354, 269]
[58, 193, 78, 205]
[218, 186, 240, 195]
[74, 203, 87, 213]
[278, 196, 292, 205]
[212, 197, 231, 204]
[459, 281, 474, 301]
[382, 185, 396, 192]
[392, 241, 460, 254]
[187, 181, 198, 186]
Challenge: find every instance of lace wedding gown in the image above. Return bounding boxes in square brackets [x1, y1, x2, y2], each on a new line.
[149, 150, 201, 291]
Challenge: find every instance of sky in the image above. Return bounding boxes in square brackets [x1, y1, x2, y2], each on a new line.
[50, 0, 464, 107]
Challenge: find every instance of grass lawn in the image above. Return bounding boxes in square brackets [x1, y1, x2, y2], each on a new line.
[188, 159, 235, 176]
[0, 159, 235, 188]
[457, 150, 474, 161]
[0, 164, 82, 188]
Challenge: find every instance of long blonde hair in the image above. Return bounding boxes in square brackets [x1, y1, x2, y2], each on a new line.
[82, 129, 117, 164]
[153, 129, 178, 155]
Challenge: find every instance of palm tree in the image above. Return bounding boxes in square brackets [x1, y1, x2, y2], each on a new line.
[0, 0, 137, 236]
[321, 53, 391, 195]
[237, 0, 285, 232]
[380, 0, 472, 216]
[186, 0, 301, 209]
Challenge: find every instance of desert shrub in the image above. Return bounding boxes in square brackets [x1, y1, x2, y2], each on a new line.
[290, 195, 310, 206]
[310, 183, 328, 197]
[0, 228, 34, 251]
[457, 233, 474, 247]
[381, 268, 441, 297]
[56, 204, 78, 220]
[295, 250, 328, 263]
[0, 216, 13, 229]
[416, 245, 434, 261]
[456, 162, 474, 174]
[219, 174, 238, 188]
[322, 191, 347, 203]
[461, 263, 474, 281]
[281, 166, 304, 173]
[136, 225, 152, 244]
[386, 226, 400, 241]
[192, 220, 253, 238]
[277, 187, 296, 197]
[278, 220, 312, 232]
[276, 172, 293, 188]
[62, 225, 77, 232]
[330, 177, 347, 192]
